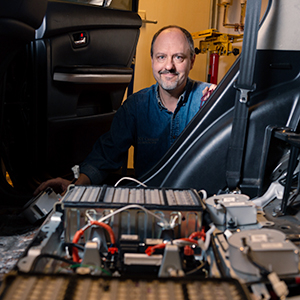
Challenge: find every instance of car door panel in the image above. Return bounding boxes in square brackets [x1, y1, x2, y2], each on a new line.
[32, 1, 141, 177]
[0, 0, 141, 205]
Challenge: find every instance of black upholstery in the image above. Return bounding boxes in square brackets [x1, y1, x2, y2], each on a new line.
[140, 49, 300, 198]
[0, 0, 48, 29]
[0, 0, 141, 207]
[0, 0, 47, 56]
[0, 0, 47, 206]
[0, 0, 47, 82]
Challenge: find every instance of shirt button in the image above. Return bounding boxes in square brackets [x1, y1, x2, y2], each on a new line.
[173, 136, 176, 139]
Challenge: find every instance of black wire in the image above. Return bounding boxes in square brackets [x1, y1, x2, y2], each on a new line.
[246, 250, 270, 277]
[185, 261, 206, 276]
[220, 203, 227, 228]
[296, 170, 300, 194]
[210, 235, 227, 277]
[29, 253, 77, 272]
[63, 242, 85, 252]
[279, 173, 299, 189]
[288, 193, 299, 207]
[215, 232, 228, 253]
[241, 238, 270, 277]
[287, 171, 300, 207]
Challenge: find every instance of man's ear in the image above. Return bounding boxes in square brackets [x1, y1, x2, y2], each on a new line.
[190, 54, 196, 70]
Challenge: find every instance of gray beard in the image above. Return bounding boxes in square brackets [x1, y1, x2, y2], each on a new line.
[160, 78, 179, 91]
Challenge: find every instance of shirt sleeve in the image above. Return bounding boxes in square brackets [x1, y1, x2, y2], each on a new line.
[79, 98, 136, 185]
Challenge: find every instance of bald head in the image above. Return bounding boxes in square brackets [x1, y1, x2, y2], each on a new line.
[151, 25, 195, 59]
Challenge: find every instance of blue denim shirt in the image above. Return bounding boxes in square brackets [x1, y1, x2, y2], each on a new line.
[80, 78, 211, 184]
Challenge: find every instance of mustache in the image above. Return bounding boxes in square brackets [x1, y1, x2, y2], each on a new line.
[159, 69, 179, 75]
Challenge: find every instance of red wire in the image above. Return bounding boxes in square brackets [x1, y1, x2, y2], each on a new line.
[90, 220, 116, 244]
[189, 231, 206, 240]
[145, 243, 166, 256]
[72, 228, 85, 263]
[145, 238, 199, 256]
[72, 221, 116, 263]
[181, 230, 207, 256]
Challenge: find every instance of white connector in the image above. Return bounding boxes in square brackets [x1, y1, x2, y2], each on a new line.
[252, 182, 284, 208]
[267, 272, 289, 299]
[71, 165, 80, 179]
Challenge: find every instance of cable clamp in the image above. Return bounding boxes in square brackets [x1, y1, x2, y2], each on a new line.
[108, 247, 118, 255]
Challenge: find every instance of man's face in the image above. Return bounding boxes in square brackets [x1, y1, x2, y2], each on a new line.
[151, 28, 195, 95]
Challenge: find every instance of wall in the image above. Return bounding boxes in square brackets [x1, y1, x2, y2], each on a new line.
[133, 0, 269, 93]
[215, 0, 269, 83]
[133, 0, 212, 94]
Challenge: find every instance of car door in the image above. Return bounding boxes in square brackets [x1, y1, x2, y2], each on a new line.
[0, 0, 141, 206]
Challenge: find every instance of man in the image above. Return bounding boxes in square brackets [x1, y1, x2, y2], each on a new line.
[34, 25, 216, 195]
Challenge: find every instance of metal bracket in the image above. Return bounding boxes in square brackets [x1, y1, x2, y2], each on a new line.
[158, 244, 184, 277]
[239, 88, 250, 103]
[233, 82, 256, 104]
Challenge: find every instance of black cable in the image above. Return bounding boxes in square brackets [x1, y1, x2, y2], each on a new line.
[246, 250, 270, 277]
[220, 203, 227, 228]
[63, 242, 85, 252]
[288, 171, 300, 207]
[185, 261, 206, 276]
[241, 238, 270, 277]
[29, 253, 77, 272]
[279, 172, 299, 189]
[210, 235, 227, 277]
[215, 232, 228, 253]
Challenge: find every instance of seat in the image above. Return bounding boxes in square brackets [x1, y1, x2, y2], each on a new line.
[0, 0, 48, 206]
[0, 0, 48, 70]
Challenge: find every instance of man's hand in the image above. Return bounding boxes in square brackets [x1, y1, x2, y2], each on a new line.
[33, 173, 92, 196]
[33, 177, 72, 196]
[202, 84, 217, 101]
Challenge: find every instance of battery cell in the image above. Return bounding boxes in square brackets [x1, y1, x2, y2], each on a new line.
[61, 185, 204, 243]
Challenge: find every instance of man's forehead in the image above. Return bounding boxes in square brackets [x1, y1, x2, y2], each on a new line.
[153, 28, 189, 53]
[156, 28, 186, 42]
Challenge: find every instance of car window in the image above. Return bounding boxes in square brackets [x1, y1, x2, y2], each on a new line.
[63, 0, 137, 11]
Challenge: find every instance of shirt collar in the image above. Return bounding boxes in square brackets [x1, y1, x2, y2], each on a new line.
[155, 78, 193, 108]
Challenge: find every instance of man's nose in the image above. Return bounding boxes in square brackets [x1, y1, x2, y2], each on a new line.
[164, 56, 175, 70]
